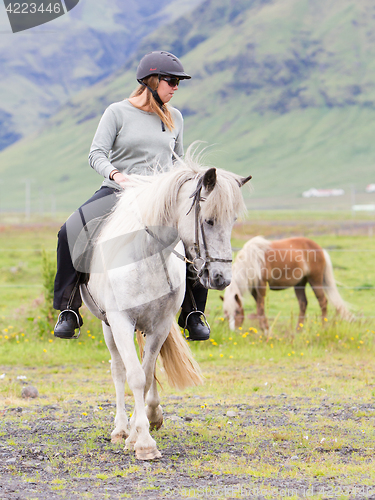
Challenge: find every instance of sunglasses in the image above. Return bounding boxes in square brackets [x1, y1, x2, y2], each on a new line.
[159, 76, 180, 87]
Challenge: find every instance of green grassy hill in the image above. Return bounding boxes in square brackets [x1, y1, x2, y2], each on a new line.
[1, 0, 375, 212]
[0, 0, 201, 150]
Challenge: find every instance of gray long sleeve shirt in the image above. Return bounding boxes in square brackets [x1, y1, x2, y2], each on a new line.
[88, 100, 184, 189]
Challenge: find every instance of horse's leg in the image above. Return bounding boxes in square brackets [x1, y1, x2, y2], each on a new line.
[253, 283, 268, 334]
[309, 277, 328, 322]
[102, 322, 129, 443]
[142, 329, 171, 434]
[294, 278, 308, 330]
[146, 375, 163, 431]
[107, 311, 161, 460]
[121, 330, 169, 452]
[125, 413, 137, 451]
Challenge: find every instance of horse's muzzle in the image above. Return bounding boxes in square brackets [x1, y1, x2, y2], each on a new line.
[201, 268, 232, 290]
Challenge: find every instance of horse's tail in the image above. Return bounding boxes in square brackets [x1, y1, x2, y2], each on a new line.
[322, 250, 354, 321]
[160, 320, 203, 390]
[136, 322, 203, 389]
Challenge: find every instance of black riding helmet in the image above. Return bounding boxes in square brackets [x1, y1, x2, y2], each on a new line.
[136, 51, 191, 80]
[136, 51, 191, 108]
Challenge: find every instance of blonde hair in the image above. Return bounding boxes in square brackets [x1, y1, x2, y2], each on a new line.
[130, 75, 175, 132]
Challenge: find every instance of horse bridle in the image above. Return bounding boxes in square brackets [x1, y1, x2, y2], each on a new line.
[144, 174, 232, 277]
[186, 175, 232, 277]
[145, 174, 232, 339]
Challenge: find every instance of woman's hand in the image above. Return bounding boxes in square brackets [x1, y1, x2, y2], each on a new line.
[111, 171, 133, 189]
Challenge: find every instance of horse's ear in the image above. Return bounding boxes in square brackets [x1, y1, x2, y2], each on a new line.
[237, 174, 252, 187]
[202, 168, 217, 193]
[234, 293, 242, 306]
[219, 295, 224, 301]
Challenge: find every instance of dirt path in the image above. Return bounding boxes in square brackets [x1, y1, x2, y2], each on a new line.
[1, 361, 375, 499]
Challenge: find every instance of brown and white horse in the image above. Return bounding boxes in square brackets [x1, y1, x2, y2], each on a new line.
[222, 236, 352, 333]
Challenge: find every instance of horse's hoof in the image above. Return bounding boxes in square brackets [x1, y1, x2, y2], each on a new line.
[135, 447, 162, 460]
[124, 440, 135, 451]
[150, 415, 163, 431]
[111, 434, 124, 444]
[111, 431, 128, 444]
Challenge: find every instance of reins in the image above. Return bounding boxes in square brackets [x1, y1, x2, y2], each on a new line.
[144, 225, 193, 266]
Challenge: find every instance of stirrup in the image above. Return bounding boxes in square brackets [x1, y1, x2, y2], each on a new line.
[182, 310, 211, 340]
[55, 309, 81, 340]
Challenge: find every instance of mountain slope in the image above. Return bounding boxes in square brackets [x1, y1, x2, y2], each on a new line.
[0, 0, 374, 212]
[0, 0, 201, 150]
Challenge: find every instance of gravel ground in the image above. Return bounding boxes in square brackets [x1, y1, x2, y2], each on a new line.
[1, 379, 375, 499]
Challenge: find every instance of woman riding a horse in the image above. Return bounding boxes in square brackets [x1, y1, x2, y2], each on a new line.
[53, 51, 210, 341]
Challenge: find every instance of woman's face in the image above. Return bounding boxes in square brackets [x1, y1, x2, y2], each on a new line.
[157, 78, 179, 104]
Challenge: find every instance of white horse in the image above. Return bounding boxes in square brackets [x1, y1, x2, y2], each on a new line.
[79, 148, 251, 460]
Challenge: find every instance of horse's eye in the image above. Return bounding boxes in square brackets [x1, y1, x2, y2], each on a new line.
[205, 219, 214, 226]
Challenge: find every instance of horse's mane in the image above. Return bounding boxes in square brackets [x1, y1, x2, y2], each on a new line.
[233, 236, 271, 294]
[98, 144, 247, 245]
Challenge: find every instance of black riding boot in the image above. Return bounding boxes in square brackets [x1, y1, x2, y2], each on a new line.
[178, 268, 210, 341]
[54, 309, 83, 339]
[178, 311, 210, 341]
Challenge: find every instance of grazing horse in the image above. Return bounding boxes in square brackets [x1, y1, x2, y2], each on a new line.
[222, 236, 352, 333]
[79, 148, 250, 460]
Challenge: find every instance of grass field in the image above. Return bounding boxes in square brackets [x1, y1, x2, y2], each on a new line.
[0, 212, 375, 499]
[1, 210, 374, 334]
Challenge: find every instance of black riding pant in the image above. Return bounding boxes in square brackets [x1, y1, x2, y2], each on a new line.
[53, 186, 118, 310]
[53, 186, 208, 315]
